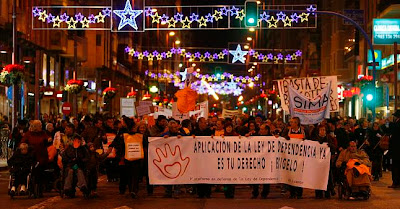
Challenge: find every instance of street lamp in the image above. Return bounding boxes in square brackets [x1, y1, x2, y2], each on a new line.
[247, 37, 253, 41]
[175, 40, 181, 45]
[249, 27, 255, 32]
[169, 31, 175, 36]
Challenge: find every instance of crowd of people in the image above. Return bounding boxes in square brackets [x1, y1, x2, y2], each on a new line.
[1, 110, 399, 199]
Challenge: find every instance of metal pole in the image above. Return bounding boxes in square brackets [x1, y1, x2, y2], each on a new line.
[11, 0, 17, 128]
[35, 51, 40, 120]
[73, 33, 78, 117]
[395, 42, 398, 111]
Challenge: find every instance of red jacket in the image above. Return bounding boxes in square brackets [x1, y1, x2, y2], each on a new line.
[22, 131, 50, 165]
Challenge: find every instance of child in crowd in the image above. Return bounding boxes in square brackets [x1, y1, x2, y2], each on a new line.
[86, 142, 112, 197]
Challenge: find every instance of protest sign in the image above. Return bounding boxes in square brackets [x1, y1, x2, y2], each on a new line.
[288, 82, 331, 125]
[277, 76, 338, 112]
[139, 100, 153, 107]
[136, 105, 151, 117]
[189, 101, 209, 119]
[222, 109, 242, 118]
[172, 103, 190, 121]
[124, 133, 144, 161]
[149, 136, 331, 190]
[153, 106, 172, 119]
[120, 98, 135, 117]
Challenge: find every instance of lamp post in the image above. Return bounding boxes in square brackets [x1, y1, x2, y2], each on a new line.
[11, 0, 17, 128]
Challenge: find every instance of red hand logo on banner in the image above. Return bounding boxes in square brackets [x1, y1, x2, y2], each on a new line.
[153, 144, 190, 179]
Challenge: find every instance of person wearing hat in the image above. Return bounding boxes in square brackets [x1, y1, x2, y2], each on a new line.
[62, 134, 90, 198]
[388, 110, 400, 188]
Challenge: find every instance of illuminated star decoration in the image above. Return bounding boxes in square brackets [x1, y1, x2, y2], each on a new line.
[60, 13, 69, 22]
[291, 13, 300, 23]
[190, 13, 199, 22]
[32, 7, 41, 17]
[260, 12, 270, 22]
[47, 14, 55, 23]
[276, 12, 286, 21]
[96, 12, 105, 23]
[267, 16, 278, 28]
[220, 7, 229, 16]
[66, 17, 78, 29]
[283, 16, 292, 27]
[300, 13, 310, 22]
[167, 18, 177, 28]
[295, 50, 302, 57]
[181, 17, 192, 28]
[230, 6, 239, 16]
[180, 68, 188, 81]
[205, 13, 214, 23]
[151, 12, 161, 23]
[160, 14, 169, 23]
[81, 17, 90, 28]
[102, 8, 112, 17]
[144, 8, 153, 17]
[229, 44, 248, 64]
[306, 5, 317, 15]
[53, 16, 62, 28]
[75, 13, 84, 22]
[113, 0, 143, 30]
[236, 10, 245, 21]
[38, 10, 48, 22]
[213, 10, 223, 21]
[174, 13, 184, 22]
[88, 14, 96, 23]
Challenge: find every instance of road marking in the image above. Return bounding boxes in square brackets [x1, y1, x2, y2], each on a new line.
[28, 196, 62, 209]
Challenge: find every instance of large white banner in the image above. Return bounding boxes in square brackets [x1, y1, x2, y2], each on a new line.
[288, 82, 331, 125]
[149, 136, 331, 190]
[277, 76, 339, 112]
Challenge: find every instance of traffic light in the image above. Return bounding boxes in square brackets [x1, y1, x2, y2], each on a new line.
[245, 0, 259, 27]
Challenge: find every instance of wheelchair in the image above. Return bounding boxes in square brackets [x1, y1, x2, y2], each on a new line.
[8, 163, 40, 199]
[337, 163, 371, 200]
[59, 166, 90, 199]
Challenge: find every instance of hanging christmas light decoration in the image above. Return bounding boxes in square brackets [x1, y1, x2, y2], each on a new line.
[126, 46, 302, 64]
[144, 70, 261, 84]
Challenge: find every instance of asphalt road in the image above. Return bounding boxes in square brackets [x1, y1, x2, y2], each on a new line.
[0, 170, 399, 209]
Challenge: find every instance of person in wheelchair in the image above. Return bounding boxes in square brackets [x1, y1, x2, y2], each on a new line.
[336, 141, 372, 198]
[7, 143, 35, 196]
[62, 134, 89, 198]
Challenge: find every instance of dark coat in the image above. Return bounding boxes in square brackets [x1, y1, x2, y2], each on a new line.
[389, 119, 400, 160]
[62, 145, 90, 169]
[81, 125, 106, 149]
[87, 151, 108, 171]
[8, 149, 35, 173]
